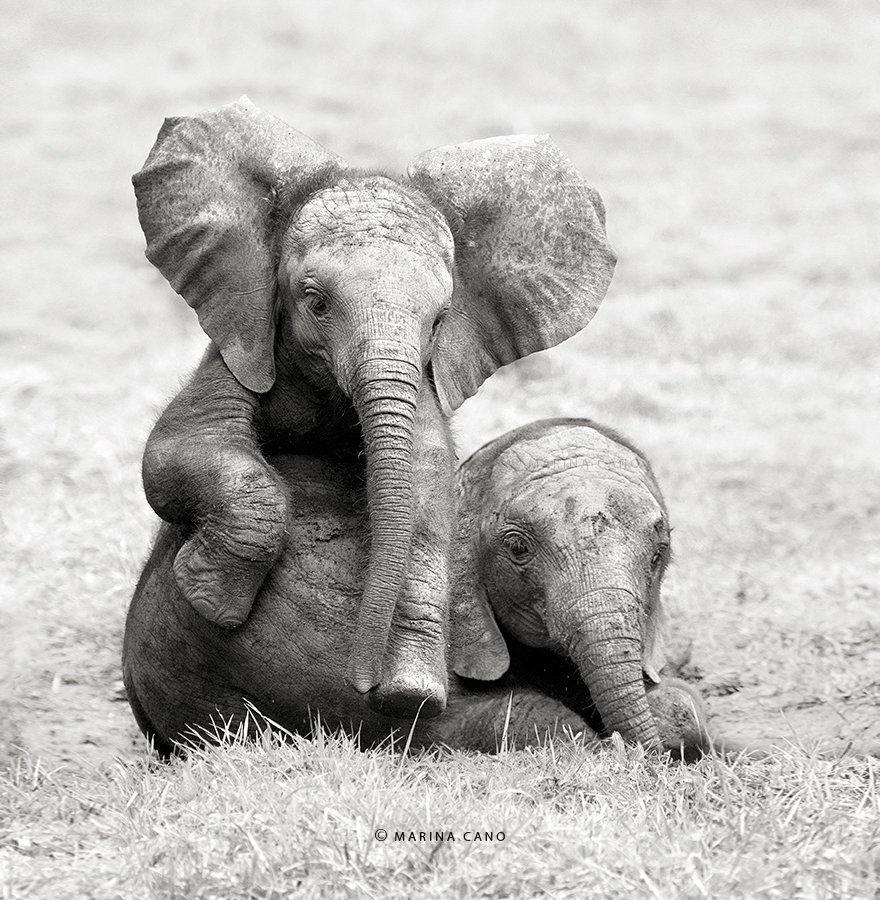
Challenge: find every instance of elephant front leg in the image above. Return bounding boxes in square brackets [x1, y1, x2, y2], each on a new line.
[143, 350, 290, 627]
[368, 381, 455, 718]
[434, 684, 599, 752]
[167, 456, 289, 627]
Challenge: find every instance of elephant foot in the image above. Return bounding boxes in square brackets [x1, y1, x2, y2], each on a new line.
[367, 663, 447, 719]
[173, 532, 273, 628]
[365, 626, 449, 719]
[646, 677, 711, 761]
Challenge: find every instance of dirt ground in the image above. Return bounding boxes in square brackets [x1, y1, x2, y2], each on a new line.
[1, 0, 879, 771]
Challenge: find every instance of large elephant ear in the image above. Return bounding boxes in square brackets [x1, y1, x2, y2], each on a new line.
[133, 97, 348, 393]
[408, 135, 616, 414]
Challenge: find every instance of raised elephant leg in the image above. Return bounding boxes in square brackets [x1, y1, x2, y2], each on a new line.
[369, 381, 456, 717]
[142, 350, 290, 627]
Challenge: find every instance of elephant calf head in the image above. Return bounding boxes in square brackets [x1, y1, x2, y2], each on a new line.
[453, 418, 672, 752]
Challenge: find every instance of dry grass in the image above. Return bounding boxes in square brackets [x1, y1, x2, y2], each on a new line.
[3, 728, 879, 899]
[2, 0, 880, 896]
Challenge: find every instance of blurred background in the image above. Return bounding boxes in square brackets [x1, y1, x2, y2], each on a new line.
[1, 0, 878, 765]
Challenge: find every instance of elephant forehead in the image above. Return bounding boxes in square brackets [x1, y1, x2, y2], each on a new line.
[514, 473, 661, 533]
[491, 432, 661, 526]
[290, 178, 454, 262]
[494, 429, 647, 487]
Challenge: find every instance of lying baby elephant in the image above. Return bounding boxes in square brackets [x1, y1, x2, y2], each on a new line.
[123, 418, 710, 758]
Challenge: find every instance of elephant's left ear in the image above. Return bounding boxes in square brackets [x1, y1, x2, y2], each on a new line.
[408, 135, 616, 414]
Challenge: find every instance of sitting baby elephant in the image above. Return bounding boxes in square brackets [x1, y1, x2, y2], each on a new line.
[123, 418, 710, 758]
[132, 98, 616, 716]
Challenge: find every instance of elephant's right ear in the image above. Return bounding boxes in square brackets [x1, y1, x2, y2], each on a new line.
[133, 97, 347, 393]
[449, 461, 511, 681]
[451, 580, 510, 681]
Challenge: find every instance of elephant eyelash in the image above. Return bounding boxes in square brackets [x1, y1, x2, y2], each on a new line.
[429, 310, 447, 344]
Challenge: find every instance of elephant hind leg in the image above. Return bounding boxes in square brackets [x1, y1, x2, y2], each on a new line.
[123, 667, 177, 759]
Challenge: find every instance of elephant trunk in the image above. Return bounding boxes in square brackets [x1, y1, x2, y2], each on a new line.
[346, 352, 421, 694]
[556, 587, 662, 752]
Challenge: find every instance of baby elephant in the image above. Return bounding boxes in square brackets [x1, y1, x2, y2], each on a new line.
[123, 419, 709, 758]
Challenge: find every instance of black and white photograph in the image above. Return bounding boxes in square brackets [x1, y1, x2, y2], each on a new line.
[2, 1, 878, 896]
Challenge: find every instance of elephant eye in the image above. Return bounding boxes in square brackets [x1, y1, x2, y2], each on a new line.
[430, 310, 446, 343]
[304, 287, 330, 318]
[502, 531, 535, 566]
[651, 544, 670, 571]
